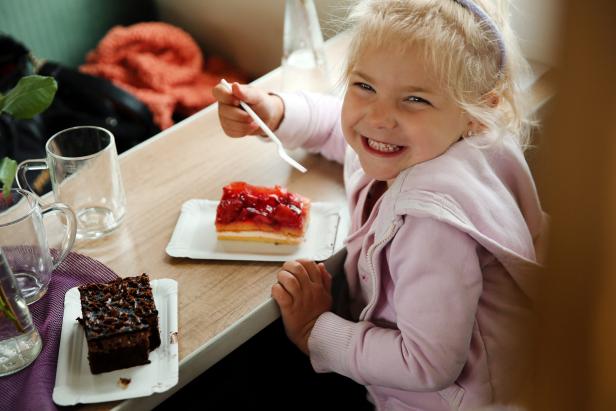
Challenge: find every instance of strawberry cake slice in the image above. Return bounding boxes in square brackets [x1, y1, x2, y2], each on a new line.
[215, 182, 311, 245]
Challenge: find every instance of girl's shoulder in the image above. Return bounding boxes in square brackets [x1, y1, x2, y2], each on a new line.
[383, 132, 543, 287]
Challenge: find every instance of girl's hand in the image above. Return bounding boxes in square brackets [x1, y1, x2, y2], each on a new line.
[212, 81, 284, 138]
[271, 259, 333, 355]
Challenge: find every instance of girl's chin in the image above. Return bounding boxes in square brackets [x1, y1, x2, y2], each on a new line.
[360, 163, 401, 181]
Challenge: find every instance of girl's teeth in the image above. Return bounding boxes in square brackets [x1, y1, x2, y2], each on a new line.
[367, 138, 401, 153]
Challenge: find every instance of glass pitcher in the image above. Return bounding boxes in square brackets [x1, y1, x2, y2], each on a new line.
[0, 188, 76, 304]
[0, 250, 42, 376]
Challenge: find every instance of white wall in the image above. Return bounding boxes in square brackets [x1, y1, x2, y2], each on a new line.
[154, 0, 352, 79]
[155, 0, 562, 78]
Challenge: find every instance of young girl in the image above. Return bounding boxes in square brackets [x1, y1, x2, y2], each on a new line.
[213, 0, 546, 409]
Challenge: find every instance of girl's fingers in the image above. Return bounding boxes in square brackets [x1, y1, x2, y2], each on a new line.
[212, 83, 238, 105]
[277, 269, 302, 295]
[271, 283, 293, 308]
[220, 122, 253, 138]
[281, 260, 311, 288]
[223, 127, 250, 138]
[298, 259, 322, 284]
[246, 122, 261, 135]
[218, 110, 260, 137]
[219, 105, 253, 123]
[224, 125, 260, 138]
[232, 82, 263, 106]
[220, 113, 254, 128]
[220, 115, 253, 130]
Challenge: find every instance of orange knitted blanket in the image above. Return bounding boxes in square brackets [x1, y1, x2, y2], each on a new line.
[80, 22, 247, 129]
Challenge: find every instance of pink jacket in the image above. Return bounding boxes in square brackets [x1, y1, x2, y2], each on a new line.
[276, 91, 547, 411]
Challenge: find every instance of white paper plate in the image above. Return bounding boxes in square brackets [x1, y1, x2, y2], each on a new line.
[165, 200, 344, 262]
[52, 279, 179, 406]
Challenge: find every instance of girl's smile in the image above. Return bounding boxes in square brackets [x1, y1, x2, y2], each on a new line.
[361, 135, 407, 156]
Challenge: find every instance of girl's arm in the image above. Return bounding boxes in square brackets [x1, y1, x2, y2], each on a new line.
[274, 91, 347, 165]
[308, 217, 483, 390]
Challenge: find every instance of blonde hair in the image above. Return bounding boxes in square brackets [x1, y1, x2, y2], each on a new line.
[342, 0, 535, 148]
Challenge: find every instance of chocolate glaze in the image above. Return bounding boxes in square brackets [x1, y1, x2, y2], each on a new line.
[78, 273, 161, 374]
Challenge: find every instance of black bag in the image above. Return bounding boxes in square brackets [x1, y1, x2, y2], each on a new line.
[38, 62, 160, 154]
[0, 35, 160, 164]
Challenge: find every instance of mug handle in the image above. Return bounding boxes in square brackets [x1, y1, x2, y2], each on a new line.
[16, 159, 49, 193]
[41, 202, 77, 270]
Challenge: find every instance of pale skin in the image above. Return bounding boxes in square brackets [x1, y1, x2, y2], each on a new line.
[212, 42, 481, 356]
[270, 260, 333, 354]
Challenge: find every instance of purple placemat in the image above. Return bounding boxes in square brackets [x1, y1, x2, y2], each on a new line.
[0, 251, 119, 411]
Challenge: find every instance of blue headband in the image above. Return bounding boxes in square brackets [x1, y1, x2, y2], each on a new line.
[453, 0, 506, 73]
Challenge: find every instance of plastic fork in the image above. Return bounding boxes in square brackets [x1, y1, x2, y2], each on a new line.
[220, 79, 307, 173]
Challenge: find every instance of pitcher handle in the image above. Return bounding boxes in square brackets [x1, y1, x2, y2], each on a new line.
[16, 159, 49, 193]
[41, 202, 77, 270]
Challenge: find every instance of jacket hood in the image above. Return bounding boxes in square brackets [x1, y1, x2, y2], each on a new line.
[389, 134, 547, 300]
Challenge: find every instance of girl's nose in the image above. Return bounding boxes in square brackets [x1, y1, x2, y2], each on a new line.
[367, 100, 397, 129]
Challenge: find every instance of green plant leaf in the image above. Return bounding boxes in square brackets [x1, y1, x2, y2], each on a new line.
[0, 75, 57, 120]
[0, 157, 17, 198]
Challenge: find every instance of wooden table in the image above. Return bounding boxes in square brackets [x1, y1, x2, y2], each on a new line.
[73, 33, 351, 411]
[69, 32, 554, 410]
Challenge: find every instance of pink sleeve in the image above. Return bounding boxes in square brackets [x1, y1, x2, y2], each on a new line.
[274, 91, 347, 164]
[308, 217, 483, 390]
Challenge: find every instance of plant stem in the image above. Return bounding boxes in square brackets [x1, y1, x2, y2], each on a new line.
[0, 283, 25, 333]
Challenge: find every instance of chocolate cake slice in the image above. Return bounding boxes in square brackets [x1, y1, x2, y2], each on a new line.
[78, 273, 160, 374]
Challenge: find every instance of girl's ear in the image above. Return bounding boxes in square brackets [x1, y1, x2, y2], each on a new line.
[483, 91, 500, 108]
[487, 92, 500, 108]
[464, 118, 483, 137]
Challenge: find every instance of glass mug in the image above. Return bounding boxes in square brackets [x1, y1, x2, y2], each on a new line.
[0, 188, 76, 304]
[17, 126, 127, 240]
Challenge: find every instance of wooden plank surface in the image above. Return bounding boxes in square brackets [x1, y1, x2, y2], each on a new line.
[72, 36, 350, 411]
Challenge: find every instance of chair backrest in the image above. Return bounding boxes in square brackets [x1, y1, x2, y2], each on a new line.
[524, 1, 616, 410]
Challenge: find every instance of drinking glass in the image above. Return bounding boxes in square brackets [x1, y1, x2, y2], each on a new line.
[0, 188, 76, 304]
[17, 126, 127, 240]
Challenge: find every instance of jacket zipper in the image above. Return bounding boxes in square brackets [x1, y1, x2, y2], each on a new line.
[360, 222, 398, 320]
[361, 221, 398, 409]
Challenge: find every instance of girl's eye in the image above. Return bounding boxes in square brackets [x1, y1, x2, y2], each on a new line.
[406, 96, 431, 105]
[354, 82, 374, 92]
